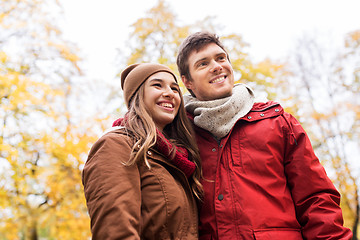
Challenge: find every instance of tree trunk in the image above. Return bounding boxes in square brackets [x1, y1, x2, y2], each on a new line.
[29, 221, 38, 240]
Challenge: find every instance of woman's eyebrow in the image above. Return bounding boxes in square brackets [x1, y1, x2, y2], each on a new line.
[148, 78, 163, 83]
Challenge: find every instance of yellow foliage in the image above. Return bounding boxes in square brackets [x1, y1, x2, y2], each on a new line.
[1, 0, 91, 238]
[345, 30, 360, 49]
[350, 30, 360, 41]
[0, 13, 5, 23]
[48, 41, 81, 67]
[0, 51, 7, 63]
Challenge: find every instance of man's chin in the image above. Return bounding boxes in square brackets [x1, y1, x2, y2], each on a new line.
[214, 90, 233, 99]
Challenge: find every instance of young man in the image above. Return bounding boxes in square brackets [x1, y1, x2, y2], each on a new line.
[176, 32, 352, 240]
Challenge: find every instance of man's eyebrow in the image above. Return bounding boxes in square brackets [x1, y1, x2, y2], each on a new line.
[193, 52, 226, 67]
[215, 52, 226, 57]
[193, 57, 208, 67]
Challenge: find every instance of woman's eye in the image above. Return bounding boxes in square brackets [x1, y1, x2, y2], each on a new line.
[152, 83, 162, 87]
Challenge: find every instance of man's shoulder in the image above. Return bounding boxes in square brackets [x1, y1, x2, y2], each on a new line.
[251, 100, 282, 111]
[239, 101, 285, 122]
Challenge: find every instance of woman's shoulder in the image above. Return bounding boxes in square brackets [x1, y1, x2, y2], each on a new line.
[86, 127, 136, 164]
[100, 126, 132, 140]
[91, 127, 134, 152]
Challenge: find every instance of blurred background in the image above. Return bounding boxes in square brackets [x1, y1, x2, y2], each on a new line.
[1, 0, 359, 239]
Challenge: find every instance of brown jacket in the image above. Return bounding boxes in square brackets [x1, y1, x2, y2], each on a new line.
[82, 128, 199, 240]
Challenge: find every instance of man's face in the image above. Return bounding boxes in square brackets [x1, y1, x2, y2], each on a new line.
[182, 43, 234, 101]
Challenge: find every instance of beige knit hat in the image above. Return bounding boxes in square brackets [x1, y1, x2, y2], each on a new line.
[121, 63, 177, 108]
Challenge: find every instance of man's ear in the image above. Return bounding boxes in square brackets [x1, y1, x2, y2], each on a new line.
[181, 75, 192, 89]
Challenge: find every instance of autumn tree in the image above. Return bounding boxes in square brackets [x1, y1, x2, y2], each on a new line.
[283, 32, 360, 237]
[0, 0, 100, 238]
[341, 30, 360, 238]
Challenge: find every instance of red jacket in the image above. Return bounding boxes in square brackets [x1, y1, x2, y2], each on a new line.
[189, 101, 352, 240]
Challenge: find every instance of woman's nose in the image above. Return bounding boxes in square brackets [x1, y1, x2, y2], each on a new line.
[162, 86, 175, 98]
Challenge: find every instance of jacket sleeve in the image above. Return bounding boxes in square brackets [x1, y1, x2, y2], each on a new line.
[82, 132, 141, 240]
[283, 112, 353, 240]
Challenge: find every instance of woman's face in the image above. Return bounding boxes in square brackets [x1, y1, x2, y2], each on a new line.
[143, 71, 181, 131]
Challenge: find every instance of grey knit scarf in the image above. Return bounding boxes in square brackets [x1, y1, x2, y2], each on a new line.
[184, 84, 255, 139]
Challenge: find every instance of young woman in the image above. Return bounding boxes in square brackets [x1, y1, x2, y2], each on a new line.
[82, 63, 203, 240]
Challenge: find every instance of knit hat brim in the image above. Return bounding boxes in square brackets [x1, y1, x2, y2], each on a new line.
[121, 63, 177, 108]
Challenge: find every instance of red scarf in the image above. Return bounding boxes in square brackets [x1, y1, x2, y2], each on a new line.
[112, 118, 196, 178]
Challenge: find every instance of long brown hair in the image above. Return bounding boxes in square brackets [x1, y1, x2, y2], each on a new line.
[122, 81, 203, 200]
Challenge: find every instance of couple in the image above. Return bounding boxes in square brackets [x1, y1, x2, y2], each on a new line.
[82, 32, 353, 239]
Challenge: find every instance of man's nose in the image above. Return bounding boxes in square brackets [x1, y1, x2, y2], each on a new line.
[211, 60, 223, 72]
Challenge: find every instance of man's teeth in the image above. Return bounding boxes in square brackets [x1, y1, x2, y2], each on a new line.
[211, 76, 225, 83]
[160, 103, 173, 108]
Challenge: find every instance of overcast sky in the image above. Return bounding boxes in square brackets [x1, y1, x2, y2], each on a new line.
[61, 0, 360, 82]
